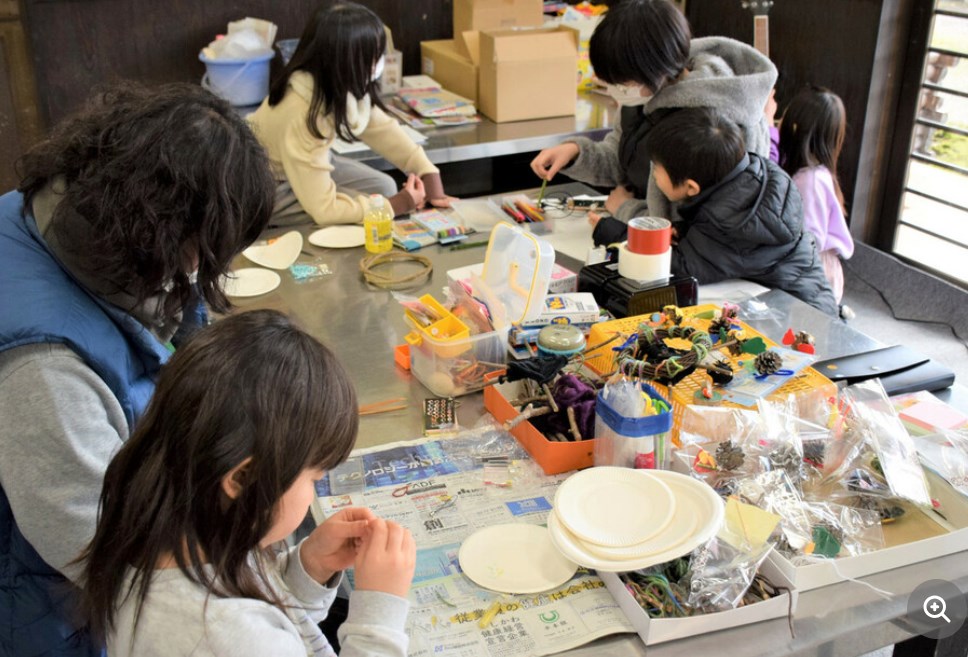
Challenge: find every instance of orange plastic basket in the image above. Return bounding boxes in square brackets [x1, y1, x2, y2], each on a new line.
[582, 304, 837, 445]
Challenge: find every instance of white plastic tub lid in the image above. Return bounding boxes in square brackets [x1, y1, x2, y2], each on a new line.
[481, 223, 555, 325]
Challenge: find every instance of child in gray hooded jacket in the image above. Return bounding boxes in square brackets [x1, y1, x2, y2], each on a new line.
[531, 0, 776, 224]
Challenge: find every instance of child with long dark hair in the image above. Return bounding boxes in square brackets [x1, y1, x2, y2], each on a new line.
[249, 2, 453, 225]
[76, 310, 416, 657]
[779, 85, 854, 305]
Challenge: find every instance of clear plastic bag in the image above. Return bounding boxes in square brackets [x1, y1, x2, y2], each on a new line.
[687, 537, 774, 612]
[918, 429, 968, 496]
[840, 379, 932, 507]
[676, 406, 765, 493]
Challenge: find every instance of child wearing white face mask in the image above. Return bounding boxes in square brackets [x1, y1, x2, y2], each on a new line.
[248, 2, 455, 226]
[530, 0, 776, 228]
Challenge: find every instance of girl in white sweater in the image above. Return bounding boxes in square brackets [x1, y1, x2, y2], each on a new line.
[249, 2, 453, 225]
[76, 310, 416, 657]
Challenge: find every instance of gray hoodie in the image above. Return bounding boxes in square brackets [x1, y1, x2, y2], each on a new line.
[564, 36, 778, 223]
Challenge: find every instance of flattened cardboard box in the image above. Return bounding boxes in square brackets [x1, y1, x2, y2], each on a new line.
[478, 27, 578, 123]
[453, 0, 543, 40]
[420, 39, 479, 104]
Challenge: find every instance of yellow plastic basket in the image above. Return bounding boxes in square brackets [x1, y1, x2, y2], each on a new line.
[583, 304, 837, 444]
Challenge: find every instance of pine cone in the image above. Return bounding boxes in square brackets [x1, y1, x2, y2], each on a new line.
[754, 350, 783, 375]
[715, 439, 745, 471]
[708, 317, 731, 336]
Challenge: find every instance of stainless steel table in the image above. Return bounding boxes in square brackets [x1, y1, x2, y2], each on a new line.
[231, 196, 968, 657]
[342, 94, 614, 171]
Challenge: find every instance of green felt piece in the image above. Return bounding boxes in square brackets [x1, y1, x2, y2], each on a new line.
[741, 337, 768, 355]
[811, 525, 841, 558]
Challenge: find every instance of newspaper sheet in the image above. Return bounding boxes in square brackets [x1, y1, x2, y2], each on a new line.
[312, 429, 635, 657]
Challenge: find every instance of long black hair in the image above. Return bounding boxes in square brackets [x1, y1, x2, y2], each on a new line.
[589, 0, 690, 91]
[17, 82, 274, 321]
[268, 1, 388, 142]
[76, 309, 359, 642]
[779, 85, 848, 214]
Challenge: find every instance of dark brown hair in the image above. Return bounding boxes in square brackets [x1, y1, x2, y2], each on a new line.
[779, 85, 848, 213]
[76, 309, 359, 641]
[589, 0, 690, 91]
[647, 107, 746, 190]
[268, 1, 388, 142]
[17, 82, 275, 320]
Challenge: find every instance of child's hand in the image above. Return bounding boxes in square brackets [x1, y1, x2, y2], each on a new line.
[671, 226, 680, 245]
[428, 195, 459, 209]
[354, 518, 416, 599]
[301, 507, 375, 584]
[530, 143, 580, 182]
[605, 185, 633, 214]
[403, 174, 426, 209]
[588, 211, 603, 227]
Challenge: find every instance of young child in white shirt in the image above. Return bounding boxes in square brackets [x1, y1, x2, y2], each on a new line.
[76, 310, 416, 657]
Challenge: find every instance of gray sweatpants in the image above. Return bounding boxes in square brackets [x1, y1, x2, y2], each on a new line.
[271, 155, 397, 226]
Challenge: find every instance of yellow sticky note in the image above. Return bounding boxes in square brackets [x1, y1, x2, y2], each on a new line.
[721, 496, 781, 550]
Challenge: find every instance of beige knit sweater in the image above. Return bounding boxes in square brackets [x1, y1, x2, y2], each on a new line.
[248, 71, 439, 225]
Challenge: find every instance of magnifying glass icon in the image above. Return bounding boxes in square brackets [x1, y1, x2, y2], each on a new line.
[924, 595, 951, 623]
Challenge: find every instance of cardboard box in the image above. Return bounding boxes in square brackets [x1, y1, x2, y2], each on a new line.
[478, 27, 579, 123]
[453, 0, 543, 38]
[519, 292, 600, 328]
[601, 553, 798, 645]
[483, 373, 596, 474]
[770, 468, 968, 591]
[420, 40, 479, 104]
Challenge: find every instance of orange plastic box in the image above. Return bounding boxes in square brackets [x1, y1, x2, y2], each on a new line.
[483, 371, 596, 475]
[582, 304, 836, 445]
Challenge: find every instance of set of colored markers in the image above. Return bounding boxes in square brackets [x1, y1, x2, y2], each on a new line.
[500, 198, 546, 223]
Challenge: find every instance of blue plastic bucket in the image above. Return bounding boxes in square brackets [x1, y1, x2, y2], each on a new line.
[199, 50, 274, 107]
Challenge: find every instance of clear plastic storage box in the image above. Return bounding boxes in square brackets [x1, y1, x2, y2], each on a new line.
[406, 222, 555, 396]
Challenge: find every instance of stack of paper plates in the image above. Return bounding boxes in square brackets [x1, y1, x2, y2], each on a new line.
[546, 467, 724, 572]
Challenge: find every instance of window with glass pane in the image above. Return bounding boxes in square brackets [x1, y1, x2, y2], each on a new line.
[894, 1, 968, 285]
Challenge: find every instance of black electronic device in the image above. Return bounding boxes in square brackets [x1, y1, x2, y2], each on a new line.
[577, 261, 698, 318]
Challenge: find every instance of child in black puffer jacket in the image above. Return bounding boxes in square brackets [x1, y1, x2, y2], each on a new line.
[593, 107, 838, 316]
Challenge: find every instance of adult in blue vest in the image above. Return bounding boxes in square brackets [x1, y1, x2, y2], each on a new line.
[0, 83, 275, 656]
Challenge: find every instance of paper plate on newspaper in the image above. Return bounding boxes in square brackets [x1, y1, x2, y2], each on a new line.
[553, 467, 675, 548]
[242, 231, 303, 269]
[459, 524, 578, 594]
[222, 268, 281, 298]
[308, 225, 366, 249]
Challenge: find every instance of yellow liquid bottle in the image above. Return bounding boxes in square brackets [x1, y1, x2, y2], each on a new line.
[364, 194, 394, 254]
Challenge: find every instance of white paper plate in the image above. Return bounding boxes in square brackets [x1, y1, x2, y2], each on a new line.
[308, 225, 366, 249]
[242, 231, 303, 270]
[553, 467, 675, 548]
[459, 524, 578, 594]
[222, 268, 281, 297]
[580, 471, 704, 560]
[547, 471, 725, 572]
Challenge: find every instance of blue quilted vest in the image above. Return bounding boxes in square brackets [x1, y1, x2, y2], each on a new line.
[0, 190, 203, 656]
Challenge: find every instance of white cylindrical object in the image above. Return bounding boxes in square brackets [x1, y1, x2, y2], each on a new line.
[617, 242, 671, 282]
